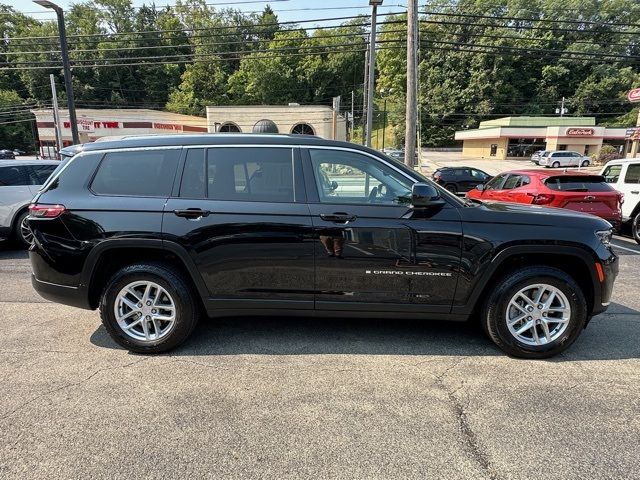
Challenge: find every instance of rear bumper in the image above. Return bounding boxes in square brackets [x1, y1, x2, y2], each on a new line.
[31, 274, 92, 310]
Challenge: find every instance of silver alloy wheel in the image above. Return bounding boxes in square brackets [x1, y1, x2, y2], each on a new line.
[20, 215, 34, 245]
[506, 283, 571, 346]
[114, 281, 177, 342]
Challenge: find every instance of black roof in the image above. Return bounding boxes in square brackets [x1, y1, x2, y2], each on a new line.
[67, 133, 376, 155]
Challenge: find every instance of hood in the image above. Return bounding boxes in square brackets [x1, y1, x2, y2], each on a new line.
[465, 201, 612, 230]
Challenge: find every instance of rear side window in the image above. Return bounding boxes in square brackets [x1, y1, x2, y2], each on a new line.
[91, 149, 180, 197]
[0, 166, 30, 186]
[179, 149, 206, 198]
[30, 165, 57, 185]
[624, 164, 640, 184]
[207, 147, 294, 202]
[545, 176, 614, 192]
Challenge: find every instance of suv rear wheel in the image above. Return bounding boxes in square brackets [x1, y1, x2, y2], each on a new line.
[632, 213, 640, 245]
[482, 266, 587, 358]
[99, 263, 200, 353]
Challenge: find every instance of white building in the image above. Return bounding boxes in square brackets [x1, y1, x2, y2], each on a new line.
[32, 108, 207, 158]
[206, 104, 347, 140]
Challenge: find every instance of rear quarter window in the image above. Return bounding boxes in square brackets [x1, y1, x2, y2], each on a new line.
[545, 176, 613, 192]
[91, 149, 180, 197]
[624, 164, 640, 184]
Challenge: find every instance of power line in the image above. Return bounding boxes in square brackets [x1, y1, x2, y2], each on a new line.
[421, 9, 640, 29]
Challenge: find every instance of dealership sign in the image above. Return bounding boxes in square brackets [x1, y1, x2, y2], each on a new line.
[566, 128, 595, 136]
[627, 127, 640, 140]
[628, 88, 640, 103]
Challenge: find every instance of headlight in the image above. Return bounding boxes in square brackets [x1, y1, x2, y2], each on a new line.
[595, 229, 612, 246]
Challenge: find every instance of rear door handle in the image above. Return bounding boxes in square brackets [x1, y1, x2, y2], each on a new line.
[173, 208, 211, 219]
[320, 213, 357, 223]
[631, 191, 639, 194]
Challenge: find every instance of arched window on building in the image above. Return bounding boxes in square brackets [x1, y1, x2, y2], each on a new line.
[290, 123, 315, 135]
[218, 122, 241, 133]
[253, 119, 279, 133]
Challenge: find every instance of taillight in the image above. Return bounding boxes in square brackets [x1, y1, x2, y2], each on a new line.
[29, 204, 66, 218]
[532, 194, 555, 205]
[618, 193, 624, 205]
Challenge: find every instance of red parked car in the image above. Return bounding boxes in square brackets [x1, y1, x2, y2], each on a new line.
[466, 169, 623, 230]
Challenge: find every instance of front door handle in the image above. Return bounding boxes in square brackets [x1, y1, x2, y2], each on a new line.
[173, 208, 211, 219]
[631, 191, 639, 194]
[320, 212, 357, 223]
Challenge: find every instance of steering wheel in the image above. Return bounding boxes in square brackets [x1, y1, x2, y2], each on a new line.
[367, 186, 379, 203]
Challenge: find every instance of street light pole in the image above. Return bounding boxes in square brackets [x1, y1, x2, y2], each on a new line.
[365, 0, 383, 148]
[34, 0, 80, 145]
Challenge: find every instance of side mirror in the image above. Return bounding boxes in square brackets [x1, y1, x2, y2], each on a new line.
[411, 183, 445, 209]
[476, 184, 485, 191]
[330, 180, 338, 191]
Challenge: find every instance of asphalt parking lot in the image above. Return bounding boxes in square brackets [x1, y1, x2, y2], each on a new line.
[0, 238, 639, 479]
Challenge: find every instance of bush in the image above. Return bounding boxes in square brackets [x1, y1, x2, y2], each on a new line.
[593, 144, 623, 165]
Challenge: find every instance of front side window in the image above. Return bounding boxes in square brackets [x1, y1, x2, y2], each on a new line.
[602, 165, 622, 183]
[502, 175, 522, 190]
[309, 149, 413, 205]
[470, 169, 488, 180]
[484, 173, 507, 191]
[207, 147, 294, 202]
[91, 149, 180, 196]
[0, 166, 30, 186]
[624, 164, 640, 184]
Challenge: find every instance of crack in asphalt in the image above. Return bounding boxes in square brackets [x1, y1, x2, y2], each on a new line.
[434, 358, 499, 480]
[0, 356, 152, 422]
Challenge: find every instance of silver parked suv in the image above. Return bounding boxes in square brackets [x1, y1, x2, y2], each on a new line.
[0, 160, 59, 246]
[538, 150, 591, 168]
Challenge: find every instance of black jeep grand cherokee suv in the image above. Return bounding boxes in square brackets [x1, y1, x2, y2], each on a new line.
[28, 135, 618, 358]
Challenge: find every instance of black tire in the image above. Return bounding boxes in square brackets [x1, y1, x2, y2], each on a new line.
[99, 263, 200, 353]
[13, 210, 33, 248]
[551, 161, 560, 168]
[445, 183, 458, 194]
[632, 213, 640, 245]
[481, 266, 587, 359]
[581, 160, 590, 167]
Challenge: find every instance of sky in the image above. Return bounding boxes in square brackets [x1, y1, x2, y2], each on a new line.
[12, 0, 408, 23]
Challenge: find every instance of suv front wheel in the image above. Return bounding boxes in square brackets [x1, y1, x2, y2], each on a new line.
[99, 263, 200, 353]
[482, 266, 587, 358]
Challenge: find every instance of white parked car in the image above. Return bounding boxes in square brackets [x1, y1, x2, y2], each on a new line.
[601, 158, 640, 243]
[530, 150, 548, 164]
[539, 150, 591, 168]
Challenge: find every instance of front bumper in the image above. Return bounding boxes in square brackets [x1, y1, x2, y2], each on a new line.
[591, 252, 619, 316]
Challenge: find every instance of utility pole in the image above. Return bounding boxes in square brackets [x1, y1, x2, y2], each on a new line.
[405, 0, 418, 167]
[365, 0, 383, 148]
[362, 46, 369, 145]
[332, 96, 341, 140]
[34, 1, 79, 145]
[50, 74, 63, 160]
[350, 90, 355, 142]
[556, 97, 568, 117]
[382, 98, 387, 151]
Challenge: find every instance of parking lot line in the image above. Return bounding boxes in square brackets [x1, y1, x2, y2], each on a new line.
[611, 242, 640, 254]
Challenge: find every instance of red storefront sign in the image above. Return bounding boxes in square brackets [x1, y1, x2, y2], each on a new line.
[566, 128, 595, 136]
[627, 88, 640, 103]
[63, 120, 119, 129]
[154, 123, 183, 131]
